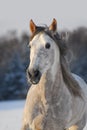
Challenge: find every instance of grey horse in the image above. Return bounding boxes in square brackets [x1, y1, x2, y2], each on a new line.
[21, 19, 87, 130]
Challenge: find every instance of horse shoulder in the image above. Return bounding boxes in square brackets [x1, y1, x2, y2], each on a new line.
[65, 73, 87, 129]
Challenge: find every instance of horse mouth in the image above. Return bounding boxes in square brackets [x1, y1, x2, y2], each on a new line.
[30, 78, 40, 85]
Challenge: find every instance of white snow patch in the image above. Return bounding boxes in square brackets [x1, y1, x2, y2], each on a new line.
[0, 100, 25, 130]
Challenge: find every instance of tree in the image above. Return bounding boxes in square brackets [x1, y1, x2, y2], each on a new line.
[3, 52, 28, 100]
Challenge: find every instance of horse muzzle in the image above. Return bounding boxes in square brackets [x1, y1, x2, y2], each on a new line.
[27, 69, 41, 84]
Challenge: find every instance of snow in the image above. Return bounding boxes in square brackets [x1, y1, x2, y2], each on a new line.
[0, 100, 87, 130]
[0, 100, 25, 130]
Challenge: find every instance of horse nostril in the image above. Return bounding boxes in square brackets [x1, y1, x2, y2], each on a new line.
[34, 70, 40, 77]
[28, 69, 40, 78]
[28, 71, 32, 78]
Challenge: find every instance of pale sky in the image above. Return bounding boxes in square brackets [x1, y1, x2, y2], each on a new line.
[0, 0, 87, 35]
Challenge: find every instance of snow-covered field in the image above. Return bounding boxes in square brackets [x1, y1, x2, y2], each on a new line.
[0, 100, 87, 130]
[0, 100, 25, 130]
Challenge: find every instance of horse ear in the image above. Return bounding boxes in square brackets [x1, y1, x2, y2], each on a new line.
[30, 19, 36, 34]
[49, 18, 57, 32]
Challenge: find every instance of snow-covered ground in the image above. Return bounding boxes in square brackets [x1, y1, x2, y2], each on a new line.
[0, 100, 25, 130]
[0, 100, 87, 130]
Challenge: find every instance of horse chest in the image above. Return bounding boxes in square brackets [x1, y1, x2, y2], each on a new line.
[40, 85, 72, 130]
[31, 91, 71, 130]
[23, 80, 79, 130]
[43, 99, 71, 129]
[28, 97, 69, 130]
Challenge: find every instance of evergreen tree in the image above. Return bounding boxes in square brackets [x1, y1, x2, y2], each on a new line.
[4, 52, 28, 100]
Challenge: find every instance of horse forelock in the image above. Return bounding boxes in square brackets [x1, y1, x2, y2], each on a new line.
[30, 26, 47, 41]
[30, 26, 67, 55]
[29, 25, 82, 98]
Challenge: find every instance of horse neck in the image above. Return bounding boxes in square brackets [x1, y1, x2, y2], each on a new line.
[39, 54, 67, 100]
[38, 63, 68, 105]
[47, 62, 65, 92]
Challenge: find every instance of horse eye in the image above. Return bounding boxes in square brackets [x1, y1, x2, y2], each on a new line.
[45, 43, 50, 49]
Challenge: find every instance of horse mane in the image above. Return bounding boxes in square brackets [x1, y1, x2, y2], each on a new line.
[30, 26, 82, 97]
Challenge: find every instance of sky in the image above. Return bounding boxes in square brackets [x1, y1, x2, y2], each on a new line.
[0, 0, 87, 36]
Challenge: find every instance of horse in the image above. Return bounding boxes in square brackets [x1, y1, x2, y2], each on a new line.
[21, 19, 87, 130]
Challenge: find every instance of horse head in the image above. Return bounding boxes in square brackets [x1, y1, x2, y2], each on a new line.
[27, 19, 60, 84]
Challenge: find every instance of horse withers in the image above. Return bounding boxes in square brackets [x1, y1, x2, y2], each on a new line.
[21, 19, 87, 130]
